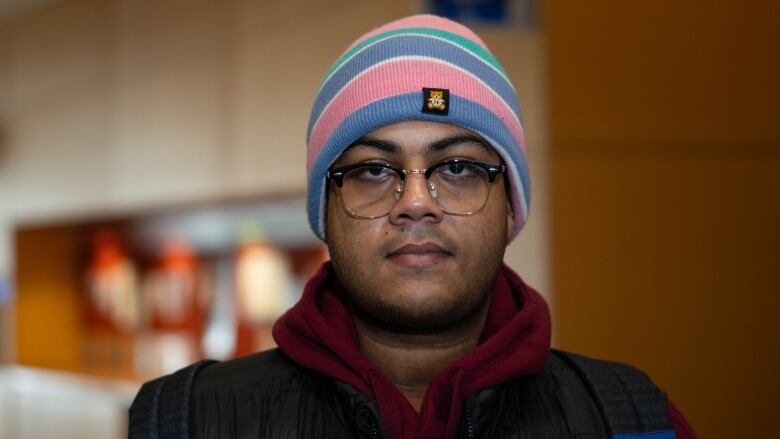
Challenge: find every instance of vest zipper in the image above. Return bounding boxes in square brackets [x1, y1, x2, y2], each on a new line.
[356, 403, 379, 439]
[465, 401, 475, 439]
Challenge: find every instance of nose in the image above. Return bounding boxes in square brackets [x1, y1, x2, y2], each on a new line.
[388, 173, 444, 226]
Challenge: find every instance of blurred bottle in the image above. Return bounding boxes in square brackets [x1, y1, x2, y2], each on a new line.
[85, 230, 139, 332]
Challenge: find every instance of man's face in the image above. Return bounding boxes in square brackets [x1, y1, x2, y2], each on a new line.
[325, 120, 513, 333]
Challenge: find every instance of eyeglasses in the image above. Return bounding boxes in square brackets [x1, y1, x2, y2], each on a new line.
[326, 159, 506, 219]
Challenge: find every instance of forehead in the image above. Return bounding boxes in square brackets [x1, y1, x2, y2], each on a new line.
[338, 120, 499, 162]
[364, 120, 476, 144]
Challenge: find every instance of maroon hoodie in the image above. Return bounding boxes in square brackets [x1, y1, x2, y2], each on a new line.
[272, 262, 696, 439]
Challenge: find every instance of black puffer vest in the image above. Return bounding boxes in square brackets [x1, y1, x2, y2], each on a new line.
[129, 349, 675, 439]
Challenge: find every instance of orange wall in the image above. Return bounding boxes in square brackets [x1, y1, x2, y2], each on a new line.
[546, 1, 780, 437]
[15, 225, 85, 372]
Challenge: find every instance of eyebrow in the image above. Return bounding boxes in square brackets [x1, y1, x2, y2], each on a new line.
[347, 133, 492, 156]
[427, 134, 491, 154]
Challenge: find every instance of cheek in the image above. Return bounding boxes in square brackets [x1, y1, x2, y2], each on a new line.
[479, 190, 511, 244]
[326, 199, 382, 258]
[326, 199, 350, 253]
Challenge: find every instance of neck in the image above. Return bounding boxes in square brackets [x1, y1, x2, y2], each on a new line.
[352, 302, 490, 412]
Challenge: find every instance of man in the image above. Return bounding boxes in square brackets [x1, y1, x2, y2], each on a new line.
[130, 15, 696, 439]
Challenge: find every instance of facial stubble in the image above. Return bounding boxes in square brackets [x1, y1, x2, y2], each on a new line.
[327, 226, 506, 335]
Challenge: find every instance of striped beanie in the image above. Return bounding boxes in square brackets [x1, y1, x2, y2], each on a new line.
[307, 14, 529, 242]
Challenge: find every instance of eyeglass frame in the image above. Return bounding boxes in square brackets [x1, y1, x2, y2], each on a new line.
[326, 159, 507, 219]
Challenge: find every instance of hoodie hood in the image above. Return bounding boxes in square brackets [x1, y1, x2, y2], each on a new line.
[272, 262, 551, 439]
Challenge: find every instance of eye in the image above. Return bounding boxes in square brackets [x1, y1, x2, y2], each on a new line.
[367, 166, 385, 176]
[349, 164, 395, 181]
[446, 162, 465, 175]
[438, 161, 481, 178]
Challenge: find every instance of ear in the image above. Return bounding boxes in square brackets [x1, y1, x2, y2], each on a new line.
[505, 200, 514, 242]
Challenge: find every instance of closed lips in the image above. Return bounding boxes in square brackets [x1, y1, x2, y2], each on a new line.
[388, 243, 452, 257]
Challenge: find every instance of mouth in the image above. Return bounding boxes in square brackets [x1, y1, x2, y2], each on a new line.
[386, 242, 453, 269]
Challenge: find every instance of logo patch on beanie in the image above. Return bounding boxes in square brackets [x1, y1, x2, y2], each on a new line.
[422, 88, 449, 115]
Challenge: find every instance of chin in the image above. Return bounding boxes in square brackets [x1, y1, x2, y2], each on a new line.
[348, 284, 490, 334]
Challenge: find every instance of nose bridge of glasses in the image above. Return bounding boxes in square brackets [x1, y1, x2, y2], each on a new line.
[396, 169, 437, 201]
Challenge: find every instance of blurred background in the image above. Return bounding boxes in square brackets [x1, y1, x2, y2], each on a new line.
[0, 0, 777, 437]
